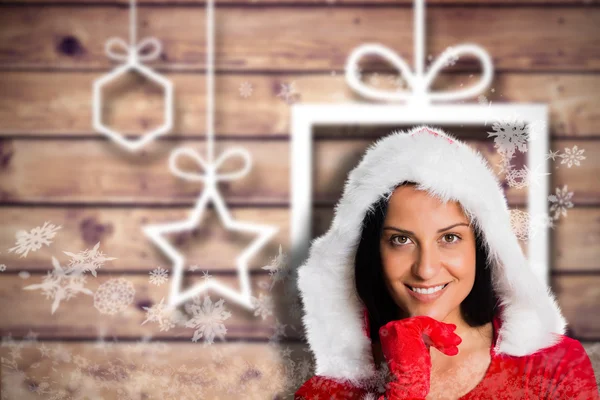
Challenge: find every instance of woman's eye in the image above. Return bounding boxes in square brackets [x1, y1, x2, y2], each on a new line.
[390, 236, 412, 246]
[443, 234, 460, 243]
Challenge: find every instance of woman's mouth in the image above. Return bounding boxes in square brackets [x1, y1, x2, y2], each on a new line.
[404, 283, 450, 303]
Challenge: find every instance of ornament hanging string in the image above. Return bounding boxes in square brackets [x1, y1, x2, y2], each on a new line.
[141, 0, 275, 312]
[104, 0, 163, 65]
[168, 0, 252, 186]
[93, 0, 174, 152]
[344, 0, 494, 105]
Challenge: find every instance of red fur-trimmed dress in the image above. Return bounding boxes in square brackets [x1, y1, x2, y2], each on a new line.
[295, 307, 599, 400]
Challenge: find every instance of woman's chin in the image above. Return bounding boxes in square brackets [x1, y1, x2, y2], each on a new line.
[409, 308, 447, 321]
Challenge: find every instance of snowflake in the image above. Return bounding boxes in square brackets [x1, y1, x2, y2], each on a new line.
[149, 266, 169, 286]
[559, 145, 586, 168]
[141, 297, 185, 332]
[201, 270, 212, 281]
[546, 149, 561, 161]
[384, 74, 406, 91]
[367, 72, 381, 87]
[93, 278, 135, 315]
[509, 209, 530, 241]
[295, 357, 314, 383]
[277, 81, 300, 104]
[487, 118, 529, 160]
[238, 81, 253, 98]
[184, 295, 232, 345]
[72, 355, 89, 369]
[8, 221, 62, 258]
[23, 256, 93, 314]
[0, 264, 5, 272]
[188, 264, 201, 272]
[509, 209, 553, 242]
[269, 319, 288, 342]
[548, 185, 574, 221]
[63, 242, 117, 277]
[477, 94, 489, 105]
[261, 244, 291, 289]
[251, 293, 274, 320]
[441, 46, 459, 67]
[37, 343, 52, 358]
[505, 163, 550, 190]
[24, 330, 38, 342]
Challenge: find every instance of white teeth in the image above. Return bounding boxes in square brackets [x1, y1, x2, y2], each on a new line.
[409, 284, 447, 294]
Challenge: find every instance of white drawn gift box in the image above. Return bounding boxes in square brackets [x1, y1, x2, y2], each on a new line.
[289, 0, 551, 288]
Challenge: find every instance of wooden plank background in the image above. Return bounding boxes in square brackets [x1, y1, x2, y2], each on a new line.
[0, 0, 599, 398]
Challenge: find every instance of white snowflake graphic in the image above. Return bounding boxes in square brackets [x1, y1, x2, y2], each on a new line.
[509, 209, 530, 241]
[0, 264, 6, 272]
[261, 244, 291, 289]
[188, 264, 201, 272]
[251, 292, 274, 320]
[441, 46, 459, 67]
[238, 81, 253, 98]
[23, 256, 93, 314]
[367, 72, 382, 87]
[548, 185, 574, 221]
[559, 145, 586, 168]
[277, 81, 300, 104]
[184, 295, 232, 345]
[141, 297, 185, 332]
[385, 73, 406, 91]
[63, 242, 117, 277]
[201, 270, 212, 281]
[509, 210, 554, 242]
[546, 149, 561, 161]
[269, 319, 288, 343]
[149, 266, 169, 286]
[93, 278, 135, 315]
[501, 158, 550, 190]
[487, 118, 529, 160]
[8, 221, 62, 258]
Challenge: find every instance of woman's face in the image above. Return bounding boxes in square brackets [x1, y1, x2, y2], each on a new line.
[379, 184, 477, 323]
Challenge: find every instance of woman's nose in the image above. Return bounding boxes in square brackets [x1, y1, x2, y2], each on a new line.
[412, 244, 442, 280]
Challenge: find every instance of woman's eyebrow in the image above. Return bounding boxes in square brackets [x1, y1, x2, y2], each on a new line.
[382, 222, 470, 235]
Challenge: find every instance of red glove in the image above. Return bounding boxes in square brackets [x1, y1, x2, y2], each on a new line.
[377, 316, 462, 400]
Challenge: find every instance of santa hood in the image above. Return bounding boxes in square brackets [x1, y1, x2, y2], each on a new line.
[295, 125, 567, 385]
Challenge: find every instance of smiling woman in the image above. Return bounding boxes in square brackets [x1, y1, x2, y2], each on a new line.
[294, 126, 599, 400]
[354, 183, 499, 399]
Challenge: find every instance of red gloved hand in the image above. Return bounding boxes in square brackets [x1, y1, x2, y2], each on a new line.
[377, 316, 462, 400]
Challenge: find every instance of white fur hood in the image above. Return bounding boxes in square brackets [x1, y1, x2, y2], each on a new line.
[295, 125, 567, 385]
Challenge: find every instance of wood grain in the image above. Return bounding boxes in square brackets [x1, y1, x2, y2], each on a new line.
[0, 207, 289, 272]
[0, 341, 308, 400]
[553, 275, 600, 340]
[0, 274, 304, 340]
[0, 138, 597, 205]
[1, 0, 594, 4]
[0, 205, 598, 272]
[0, 6, 598, 71]
[1, 273, 599, 340]
[1, 72, 598, 137]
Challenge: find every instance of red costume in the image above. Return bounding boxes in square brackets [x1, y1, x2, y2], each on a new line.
[295, 306, 599, 399]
